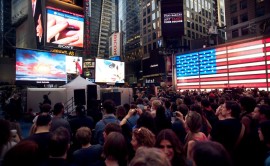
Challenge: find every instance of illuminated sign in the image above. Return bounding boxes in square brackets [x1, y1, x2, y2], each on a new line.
[175, 37, 270, 90]
[164, 13, 183, 24]
[110, 32, 121, 57]
[50, 48, 75, 56]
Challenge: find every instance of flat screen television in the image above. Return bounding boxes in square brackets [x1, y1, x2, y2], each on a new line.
[45, 7, 84, 50]
[95, 59, 125, 83]
[66, 56, 83, 74]
[15, 48, 67, 84]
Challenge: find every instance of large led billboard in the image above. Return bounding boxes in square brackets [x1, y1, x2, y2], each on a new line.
[95, 59, 125, 83]
[175, 37, 270, 90]
[45, 7, 84, 50]
[16, 48, 67, 84]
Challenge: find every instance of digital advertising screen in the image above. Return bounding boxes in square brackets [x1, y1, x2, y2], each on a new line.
[66, 56, 83, 74]
[16, 48, 67, 84]
[161, 0, 184, 38]
[95, 59, 125, 83]
[45, 7, 84, 50]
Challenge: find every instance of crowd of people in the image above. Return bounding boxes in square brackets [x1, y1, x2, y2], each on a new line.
[1, 87, 270, 166]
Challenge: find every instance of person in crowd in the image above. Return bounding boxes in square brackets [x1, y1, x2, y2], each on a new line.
[0, 119, 17, 163]
[94, 99, 120, 145]
[2, 140, 39, 166]
[239, 96, 257, 135]
[189, 104, 212, 136]
[172, 109, 187, 144]
[190, 141, 233, 166]
[155, 129, 186, 166]
[154, 105, 172, 134]
[72, 127, 104, 166]
[209, 101, 245, 166]
[201, 99, 218, 129]
[129, 147, 171, 166]
[102, 132, 128, 166]
[164, 100, 172, 120]
[135, 111, 157, 134]
[39, 127, 71, 166]
[116, 105, 127, 121]
[184, 111, 208, 160]
[32, 103, 52, 124]
[150, 99, 162, 117]
[252, 104, 270, 124]
[103, 123, 122, 142]
[194, 95, 202, 107]
[258, 120, 270, 166]
[26, 113, 52, 163]
[69, 105, 95, 133]
[131, 127, 155, 152]
[50, 103, 71, 134]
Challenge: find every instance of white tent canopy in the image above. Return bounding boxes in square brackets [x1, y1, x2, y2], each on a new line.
[60, 76, 100, 106]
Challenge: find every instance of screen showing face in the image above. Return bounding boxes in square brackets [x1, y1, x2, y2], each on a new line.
[95, 59, 125, 83]
[16, 48, 67, 84]
[46, 8, 84, 49]
[66, 56, 83, 74]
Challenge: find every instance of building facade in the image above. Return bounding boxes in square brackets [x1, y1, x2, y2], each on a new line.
[225, 0, 270, 41]
[96, 0, 119, 58]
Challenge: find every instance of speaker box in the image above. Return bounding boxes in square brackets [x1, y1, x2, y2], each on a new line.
[87, 85, 97, 100]
[74, 89, 86, 106]
[102, 92, 121, 106]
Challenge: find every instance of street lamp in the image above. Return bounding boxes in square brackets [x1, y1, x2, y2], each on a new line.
[73, 58, 80, 75]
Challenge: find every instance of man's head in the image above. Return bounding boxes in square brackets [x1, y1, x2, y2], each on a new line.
[252, 104, 270, 123]
[103, 99, 116, 114]
[52, 103, 64, 116]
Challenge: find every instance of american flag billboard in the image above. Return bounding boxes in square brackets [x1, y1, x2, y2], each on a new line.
[176, 37, 270, 90]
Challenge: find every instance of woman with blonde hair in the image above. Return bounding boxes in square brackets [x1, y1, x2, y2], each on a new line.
[131, 127, 155, 151]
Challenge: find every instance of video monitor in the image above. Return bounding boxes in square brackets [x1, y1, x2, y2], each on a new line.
[46, 7, 84, 50]
[66, 56, 83, 74]
[95, 59, 125, 83]
[15, 48, 67, 84]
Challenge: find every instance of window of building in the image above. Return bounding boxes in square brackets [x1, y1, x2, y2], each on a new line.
[143, 36, 147, 44]
[148, 44, 152, 52]
[188, 30, 191, 37]
[143, 27, 146, 34]
[153, 42, 157, 49]
[152, 22, 156, 29]
[199, 16, 202, 23]
[191, 23, 194, 29]
[240, 13, 248, 22]
[143, 19, 146, 25]
[152, 32, 156, 40]
[199, 26, 202, 32]
[148, 25, 151, 32]
[241, 27, 249, 36]
[148, 34, 151, 42]
[196, 24, 198, 31]
[232, 29, 239, 38]
[147, 6, 151, 14]
[187, 10, 190, 18]
[230, 4, 237, 13]
[143, 9, 146, 16]
[147, 16, 151, 23]
[157, 11, 160, 18]
[144, 46, 147, 54]
[240, 0, 247, 9]
[152, 0, 155, 11]
[231, 16, 238, 25]
[192, 32, 195, 39]
[186, 0, 189, 8]
[256, 7, 265, 17]
[152, 13, 156, 21]
[187, 21, 191, 27]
